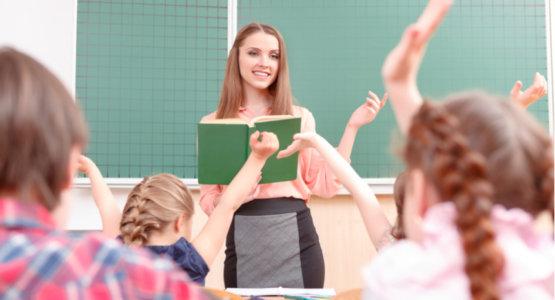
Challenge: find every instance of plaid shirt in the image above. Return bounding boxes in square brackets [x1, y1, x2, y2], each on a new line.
[0, 199, 206, 300]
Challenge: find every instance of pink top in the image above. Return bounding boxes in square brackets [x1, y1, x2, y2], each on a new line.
[199, 105, 342, 215]
[364, 202, 554, 300]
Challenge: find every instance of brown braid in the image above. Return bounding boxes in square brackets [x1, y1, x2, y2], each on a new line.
[119, 174, 194, 246]
[406, 101, 504, 300]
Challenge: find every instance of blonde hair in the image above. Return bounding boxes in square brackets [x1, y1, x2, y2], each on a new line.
[216, 22, 293, 118]
[119, 174, 194, 246]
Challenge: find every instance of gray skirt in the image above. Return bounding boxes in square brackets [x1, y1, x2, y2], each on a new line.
[224, 197, 325, 288]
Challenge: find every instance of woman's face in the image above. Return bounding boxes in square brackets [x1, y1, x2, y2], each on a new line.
[238, 31, 280, 91]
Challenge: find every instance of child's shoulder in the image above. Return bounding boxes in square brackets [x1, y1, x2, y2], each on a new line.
[364, 240, 467, 299]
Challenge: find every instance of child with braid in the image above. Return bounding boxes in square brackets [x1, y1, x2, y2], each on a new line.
[80, 131, 279, 285]
[365, 0, 554, 299]
[280, 0, 553, 298]
[388, 72, 547, 241]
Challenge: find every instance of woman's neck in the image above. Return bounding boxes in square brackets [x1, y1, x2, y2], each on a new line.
[242, 83, 273, 114]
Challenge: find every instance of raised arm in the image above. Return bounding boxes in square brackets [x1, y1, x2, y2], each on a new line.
[278, 132, 393, 250]
[336, 91, 388, 160]
[510, 72, 548, 108]
[382, 0, 453, 134]
[78, 155, 121, 238]
[192, 131, 279, 266]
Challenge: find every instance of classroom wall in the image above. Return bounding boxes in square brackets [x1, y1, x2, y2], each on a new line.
[1, 0, 554, 293]
[0, 0, 76, 94]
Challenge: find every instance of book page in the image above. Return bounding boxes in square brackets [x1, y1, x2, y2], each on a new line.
[226, 287, 336, 298]
[252, 114, 297, 124]
[200, 118, 248, 125]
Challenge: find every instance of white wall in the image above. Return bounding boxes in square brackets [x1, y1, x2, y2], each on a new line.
[0, 0, 76, 94]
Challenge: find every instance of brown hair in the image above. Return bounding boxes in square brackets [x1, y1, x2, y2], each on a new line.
[405, 92, 553, 300]
[120, 173, 194, 246]
[391, 171, 408, 240]
[0, 48, 88, 211]
[216, 22, 293, 118]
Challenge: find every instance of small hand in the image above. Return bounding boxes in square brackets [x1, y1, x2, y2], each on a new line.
[78, 155, 95, 175]
[382, 0, 452, 85]
[510, 72, 547, 108]
[250, 131, 279, 160]
[276, 131, 320, 159]
[348, 91, 388, 129]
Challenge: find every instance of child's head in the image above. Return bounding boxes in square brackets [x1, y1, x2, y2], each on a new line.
[0, 48, 88, 211]
[120, 173, 194, 246]
[403, 91, 553, 299]
[391, 171, 408, 240]
[216, 22, 293, 118]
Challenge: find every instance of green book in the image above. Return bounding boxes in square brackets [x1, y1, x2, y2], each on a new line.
[198, 115, 301, 185]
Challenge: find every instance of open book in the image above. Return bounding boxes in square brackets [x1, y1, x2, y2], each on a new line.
[225, 287, 336, 298]
[197, 115, 301, 184]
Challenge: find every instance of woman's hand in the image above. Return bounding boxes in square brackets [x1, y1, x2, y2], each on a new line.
[347, 91, 388, 129]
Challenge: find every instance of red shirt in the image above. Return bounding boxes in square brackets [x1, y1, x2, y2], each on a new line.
[0, 198, 206, 300]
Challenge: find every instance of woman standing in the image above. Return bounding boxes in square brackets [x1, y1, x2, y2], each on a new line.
[200, 23, 387, 288]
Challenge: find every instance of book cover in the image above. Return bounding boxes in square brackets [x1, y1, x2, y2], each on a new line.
[197, 115, 301, 184]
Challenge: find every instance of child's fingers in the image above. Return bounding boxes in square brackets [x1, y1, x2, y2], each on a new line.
[276, 140, 300, 159]
[365, 96, 380, 108]
[367, 90, 380, 102]
[380, 92, 389, 108]
[397, 25, 421, 60]
[416, 0, 453, 45]
[265, 132, 279, 148]
[366, 99, 381, 111]
[510, 80, 523, 98]
[367, 106, 378, 116]
[250, 130, 260, 144]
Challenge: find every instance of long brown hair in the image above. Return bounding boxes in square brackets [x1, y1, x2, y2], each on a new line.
[0, 48, 88, 211]
[405, 92, 553, 300]
[119, 173, 194, 246]
[216, 23, 293, 118]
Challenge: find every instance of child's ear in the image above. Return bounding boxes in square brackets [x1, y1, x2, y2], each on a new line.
[62, 146, 81, 191]
[175, 213, 192, 239]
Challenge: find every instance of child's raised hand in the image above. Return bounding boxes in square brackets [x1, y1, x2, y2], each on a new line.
[510, 72, 547, 108]
[382, 0, 452, 86]
[348, 91, 388, 129]
[78, 155, 96, 176]
[250, 131, 279, 160]
[276, 131, 320, 159]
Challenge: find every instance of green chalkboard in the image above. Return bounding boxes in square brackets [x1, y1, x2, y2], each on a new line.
[77, 0, 550, 179]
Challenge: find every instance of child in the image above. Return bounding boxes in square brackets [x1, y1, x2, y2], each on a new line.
[80, 131, 279, 285]
[201, 22, 388, 288]
[389, 73, 548, 242]
[0, 47, 205, 299]
[367, 0, 554, 298]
